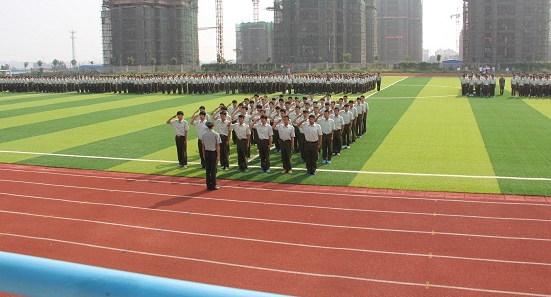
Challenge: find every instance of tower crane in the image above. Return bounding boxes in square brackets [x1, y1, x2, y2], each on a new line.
[198, 1, 225, 63]
[450, 8, 461, 53]
[253, 0, 260, 22]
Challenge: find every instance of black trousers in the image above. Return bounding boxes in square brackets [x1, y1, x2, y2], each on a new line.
[304, 141, 319, 174]
[205, 151, 217, 190]
[197, 140, 205, 167]
[362, 113, 367, 134]
[175, 136, 187, 166]
[356, 115, 363, 136]
[298, 132, 306, 159]
[333, 130, 342, 153]
[293, 126, 300, 152]
[343, 124, 351, 146]
[322, 134, 332, 161]
[377, 81, 381, 91]
[280, 139, 292, 171]
[237, 139, 249, 170]
[220, 135, 230, 168]
[257, 139, 271, 170]
[273, 130, 280, 151]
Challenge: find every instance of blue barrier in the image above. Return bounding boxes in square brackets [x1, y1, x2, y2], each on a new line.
[0, 251, 288, 297]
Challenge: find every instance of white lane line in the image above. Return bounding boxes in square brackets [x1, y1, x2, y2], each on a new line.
[0, 207, 551, 266]
[2, 150, 551, 182]
[368, 95, 459, 100]
[1, 186, 550, 242]
[2, 192, 550, 268]
[2, 232, 550, 297]
[365, 77, 408, 98]
[2, 184, 550, 223]
[1, 167, 550, 208]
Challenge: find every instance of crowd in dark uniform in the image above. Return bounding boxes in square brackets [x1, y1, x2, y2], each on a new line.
[0, 73, 381, 95]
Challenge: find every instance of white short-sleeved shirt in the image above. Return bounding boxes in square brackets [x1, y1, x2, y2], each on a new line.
[171, 119, 189, 137]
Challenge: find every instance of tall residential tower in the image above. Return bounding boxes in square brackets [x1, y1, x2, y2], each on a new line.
[101, 0, 199, 66]
[377, 0, 423, 63]
[462, 0, 551, 64]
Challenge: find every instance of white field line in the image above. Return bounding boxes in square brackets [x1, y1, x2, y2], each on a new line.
[1, 166, 550, 208]
[2, 150, 551, 182]
[0, 183, 550, 243]
[1, 233, 550, 297]
[0, 208, 550, 268]
[365, 77, 408, 98]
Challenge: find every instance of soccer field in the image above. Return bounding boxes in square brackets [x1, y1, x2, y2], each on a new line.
[1, 76, 550, 196]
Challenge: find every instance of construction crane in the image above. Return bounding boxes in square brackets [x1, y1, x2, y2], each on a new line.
[253, 0, 260, 22]
[450, 8, 461, 53]
[215, 0, 224, 63]
[198, 1, 224, 63]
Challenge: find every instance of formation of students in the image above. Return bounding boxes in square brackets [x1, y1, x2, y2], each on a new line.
[167, 93, 370, 176]
[460, 72, 551, 98]
[0, 73, 382, 95]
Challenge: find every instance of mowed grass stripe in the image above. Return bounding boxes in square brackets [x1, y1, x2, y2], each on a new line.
[0, 94, 141, 128]
[0, 93, 96, 111]
[0, 93, 77, 106]
[0, 94, 242, 164]
[470, 98, 551, 196]
[0, 94, 191, 143]
[524, 99, 551, 120]
[352, 77, 500, 194]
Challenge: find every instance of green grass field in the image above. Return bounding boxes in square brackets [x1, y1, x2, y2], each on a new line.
[1, 76, 551, 196]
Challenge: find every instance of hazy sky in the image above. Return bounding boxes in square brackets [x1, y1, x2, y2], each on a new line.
[0, 0, 463, 64]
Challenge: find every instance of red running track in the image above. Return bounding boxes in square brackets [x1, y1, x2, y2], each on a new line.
[0, 163, 550, 297]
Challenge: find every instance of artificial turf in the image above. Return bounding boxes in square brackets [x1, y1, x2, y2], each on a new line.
[1, 76, 550, 196]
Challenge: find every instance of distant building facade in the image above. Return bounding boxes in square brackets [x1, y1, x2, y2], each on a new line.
[462, 0, 551, 63]
[273, 0, 377, 64]
[236, 22, 274, 64]
[101, 0, 199, 66]
[377, 0, 423, 63]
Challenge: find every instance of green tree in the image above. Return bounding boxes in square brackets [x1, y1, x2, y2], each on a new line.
[89, 61, 94, 65]
[52, 59, 59, 69]
[149, 58, 156, 65]
[37, 60, 43, 68]
[170, 57, 178, 65]
[343, 53, 352, 63]
[24, 62, 29, 69]
[436, 54, 442, 63]
[71, 59, 77, 68]
[0, 64, 9, 70]
[127, 56, 134, 66]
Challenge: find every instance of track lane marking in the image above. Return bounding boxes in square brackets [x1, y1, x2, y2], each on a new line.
[1, 191, 551, 243]
[1, 179, 550, 222]
[1, 232, 550, 297]
[1, 167, 550, 207]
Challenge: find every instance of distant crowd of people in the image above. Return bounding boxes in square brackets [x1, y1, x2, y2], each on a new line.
[0, 73, 382, 95]
[460, 72, 551, 98]
[167, 93, 370, 179]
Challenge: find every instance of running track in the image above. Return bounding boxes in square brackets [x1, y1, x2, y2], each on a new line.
[0, 163, 550, 297]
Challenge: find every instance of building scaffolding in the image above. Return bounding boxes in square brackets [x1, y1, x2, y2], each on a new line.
[273, 0, 376, 64]
[101, 0, 199, 66]
[236, 22, 274, 64]
[462, 0, 551, 64]
[377, 0, 423, 63]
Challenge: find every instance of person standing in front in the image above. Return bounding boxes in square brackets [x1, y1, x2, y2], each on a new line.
[191, 110, 208, 168]
[376, 73, 382, 91]
[213, 111, 232, 170]
[273, 115, 295, 173]
[298, 114, 322, 175]
[166, 110, 189, 168]
[250, 115, 273, 173]
[202, 121, 221, 191]
[230, 114, 251, 172]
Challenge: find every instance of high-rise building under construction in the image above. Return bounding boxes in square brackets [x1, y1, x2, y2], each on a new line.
[272, 0, 378, 64]
[101, 0, 199, 66]
[462, 0, 551, 64]
[236, 22, 274, 64]
[377, 0, 423, 63]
